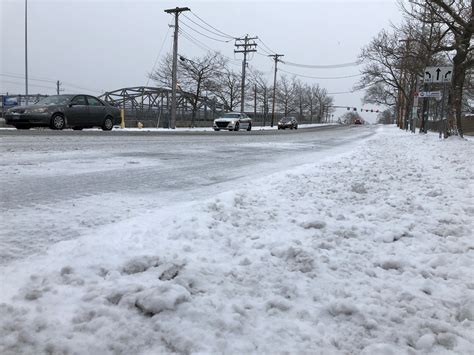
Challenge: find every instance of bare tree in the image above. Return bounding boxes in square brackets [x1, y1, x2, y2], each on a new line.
[306, 84, 322, 123]
[314, 87, 333, 122]
[249, 69, 271, 125]
[211, 65, 241, 112]
[293, 79, 308, 120]
[276, 75, 297, 116]
[401, 0, 473, 136]
[150, 52, 226, 126]
[149, 53, 179, 88]
[178, 53, 226, 127]
[377, 108, 395, 124]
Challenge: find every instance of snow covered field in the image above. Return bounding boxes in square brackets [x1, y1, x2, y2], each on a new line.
[0, 126, 473, 354]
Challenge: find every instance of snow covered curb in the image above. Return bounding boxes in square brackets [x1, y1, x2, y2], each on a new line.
[1, 127, 473, 354]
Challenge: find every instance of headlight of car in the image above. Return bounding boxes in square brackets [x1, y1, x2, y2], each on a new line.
[230, 121, 235, 125]
[28, 107, 48, 114]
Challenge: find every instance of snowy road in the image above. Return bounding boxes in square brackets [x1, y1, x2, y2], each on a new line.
[0, 126, 472, 354]
[0, 125, 374, 264]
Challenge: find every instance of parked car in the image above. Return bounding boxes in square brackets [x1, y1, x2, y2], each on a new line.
[278, 116, 298, 130]
[213, 112, 252, 131]
[4, 94, 121, 130]
[354, 119, 363, 125]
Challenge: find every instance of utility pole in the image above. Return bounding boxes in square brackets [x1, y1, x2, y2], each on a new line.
[253, 83, 257, 118]
[234, 35, 257, 113]
[56, 80, 63, 95]
[25, 0, 28, 105]
[164, 6, 190, 129]
[268, 53, 284, 127]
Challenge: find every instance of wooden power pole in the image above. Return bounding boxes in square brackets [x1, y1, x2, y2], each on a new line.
[164, 6, 190, 129]
[234, 35, 257, 113]
[269, 53, 284, 127]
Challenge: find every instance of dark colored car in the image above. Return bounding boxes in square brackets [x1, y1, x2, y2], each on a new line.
[354, 119, 363, 125]
[278, 116, 298, 130]
[4, 94, 121, 130]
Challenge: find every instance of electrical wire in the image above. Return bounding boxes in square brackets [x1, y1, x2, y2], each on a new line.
[327, 81, 380, 95]
[180, 20, 233, 43]
[146, 26, 171, 87]
[281, 59, 363, 69]
[189, 11, 237, 39]
[60, 82, 102, 93]
[179, 28, 217, 53]
[179, 28, 241, 66]
[182, 13, 235, 40]
[1, 79, 57, 91]
[1, 73, 101, 93]
[258, 38, 276, 55]
[279, 68, 362, 80]
[1, 73, 56, 84]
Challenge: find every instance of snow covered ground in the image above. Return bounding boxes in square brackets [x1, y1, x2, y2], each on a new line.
[0, 126, 473, 354]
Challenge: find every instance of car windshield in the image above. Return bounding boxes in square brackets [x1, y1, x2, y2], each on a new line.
[222, 113, 241, 118]
[281, 117, 293, 122]
[35, 96, 71, 106]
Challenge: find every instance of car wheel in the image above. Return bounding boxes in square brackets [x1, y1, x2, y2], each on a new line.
[102, 116, 113, 131]
[234, 123, 240, 131]
[51, 114, 66, 130]
[247, 122, 252, 131]
[295, 125, 298, 129]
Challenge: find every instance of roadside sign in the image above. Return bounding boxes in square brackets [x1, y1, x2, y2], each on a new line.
[418, 91, 442, 98]
[424, 67, 453, 83]
[2, 96, 18, 108]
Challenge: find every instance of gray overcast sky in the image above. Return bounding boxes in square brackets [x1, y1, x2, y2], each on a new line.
[1, 0, 403, 121]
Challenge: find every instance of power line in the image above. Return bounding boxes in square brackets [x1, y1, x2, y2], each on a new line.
[146, 25, 172, 87]
[279, 68, 362, 80]
[189, 10, 236, 39]
[258, 38, 276, 55]
[281, 59, 363, 69]
[179, 28, 241, 66]
[61, 82, 102, 94]
[182, 13, 235, 40]
[1, 79, 56, 91]
[327, 81, 381, 95]
[1, 73, 101, 93]
[180, 20, 233, 43]
[0, 73, 56, 84]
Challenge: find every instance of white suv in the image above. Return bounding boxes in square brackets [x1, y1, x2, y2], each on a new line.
[213, 112, 252, 131]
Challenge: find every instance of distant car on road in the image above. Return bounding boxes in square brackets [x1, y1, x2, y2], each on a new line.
[278, 116, 298, 130]
[213, 112, 252, 131]
[354, 119, 363, 125]
[4, 94, 121, 130]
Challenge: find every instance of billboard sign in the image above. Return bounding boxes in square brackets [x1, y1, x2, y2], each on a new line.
[2, 96, 19, 108]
